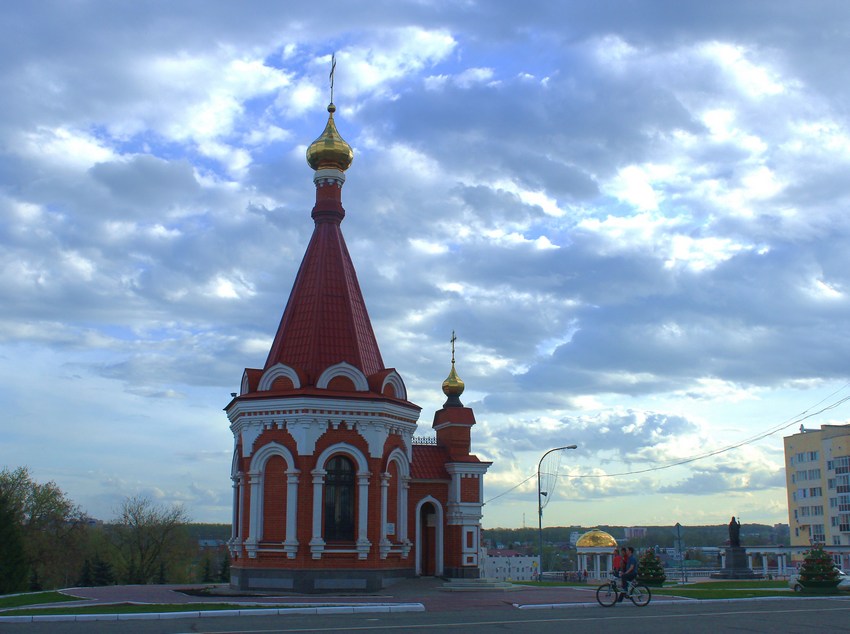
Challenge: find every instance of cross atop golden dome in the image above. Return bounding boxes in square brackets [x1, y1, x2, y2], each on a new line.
[441, 330, 465, 407]
[306, 55, 353, 172]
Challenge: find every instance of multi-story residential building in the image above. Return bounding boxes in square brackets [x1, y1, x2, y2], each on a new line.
[784, 424, 850, 568]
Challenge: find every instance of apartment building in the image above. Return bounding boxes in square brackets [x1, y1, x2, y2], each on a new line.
[784, 424, 850, 567]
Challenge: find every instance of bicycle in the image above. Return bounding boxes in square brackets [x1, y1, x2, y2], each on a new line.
[596, 576, 651, 607]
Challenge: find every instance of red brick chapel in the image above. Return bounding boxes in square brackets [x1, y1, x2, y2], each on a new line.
[224, 96, 491, 592]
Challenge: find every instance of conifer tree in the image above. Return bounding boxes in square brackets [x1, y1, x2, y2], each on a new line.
[799, 545, 840, 587]
[77, 559, 94, 587]
[219, 551, 231, 582]
[636, 548, 666, 586]
[92, 555, 116, 586]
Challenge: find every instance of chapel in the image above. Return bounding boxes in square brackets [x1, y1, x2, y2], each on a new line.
[224, 96, 491, 592]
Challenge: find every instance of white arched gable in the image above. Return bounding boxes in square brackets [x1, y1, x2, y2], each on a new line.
[315, 442, 369, 474]
[382, 370, 407, 400]
[249, 442, 297, 473]
[258, 363, 301, 391]
[385, 447, 410, 477]
[240, 370, 250, 395]
[316, 361, 368, 391]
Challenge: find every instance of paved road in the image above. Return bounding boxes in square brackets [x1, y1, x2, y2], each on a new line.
[2, 598, 850, 633]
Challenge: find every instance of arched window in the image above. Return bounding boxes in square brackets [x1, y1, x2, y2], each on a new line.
[324, 455, 355, 541]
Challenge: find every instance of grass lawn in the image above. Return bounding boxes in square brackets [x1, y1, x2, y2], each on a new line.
[654, 581, 788, 600]
[0, 592, 81, 610]
[3, 602, 322, 616]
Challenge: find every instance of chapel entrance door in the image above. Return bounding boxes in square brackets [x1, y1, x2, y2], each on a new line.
[419, 502, 437, 576]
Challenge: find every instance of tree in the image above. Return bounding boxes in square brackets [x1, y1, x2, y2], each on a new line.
[91, 554, 116, 586]
[636, 548, 666, 587]
[110, 496, 191, 584]
[219, 551, 231, 582]
[77, 559, 94, 587]
[0, 491, 29, 594]
[798, 545, 840, 588]
[0, 467, 87, 590]
[200, 556, 215, 583]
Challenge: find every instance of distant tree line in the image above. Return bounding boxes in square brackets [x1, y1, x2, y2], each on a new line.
[0, 466, 231, 595]
[483, 522, 790, 555]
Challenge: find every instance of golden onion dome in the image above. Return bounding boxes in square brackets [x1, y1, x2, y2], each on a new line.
[442, 362, 465, 398]
[575, 529, 618, 548]
[306, 103, 353, 172]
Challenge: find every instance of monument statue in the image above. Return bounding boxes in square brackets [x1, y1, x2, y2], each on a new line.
[712, 515, 759, 579]
[728, 516, 741, 548]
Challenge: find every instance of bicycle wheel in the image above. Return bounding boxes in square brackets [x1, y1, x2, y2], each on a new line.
[596, 583, 618, 607]
[629, 584, 651, 607]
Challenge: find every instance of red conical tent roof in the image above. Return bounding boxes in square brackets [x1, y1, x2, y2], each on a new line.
[264, 210, 384, 381]
[264, 104, 384, 383]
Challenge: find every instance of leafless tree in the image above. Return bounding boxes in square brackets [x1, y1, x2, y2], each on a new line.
[111, 495, 191, 584]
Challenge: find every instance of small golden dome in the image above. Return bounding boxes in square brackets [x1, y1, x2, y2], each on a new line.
[306, 103, 354, 172]
[442, 363, 465, 398]
[575, 529, 618, 549]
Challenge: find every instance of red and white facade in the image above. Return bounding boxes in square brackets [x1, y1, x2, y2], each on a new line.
[225, 103, 490, 592]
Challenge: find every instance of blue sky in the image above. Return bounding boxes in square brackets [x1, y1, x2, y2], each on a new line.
[2, 0, 850, 529]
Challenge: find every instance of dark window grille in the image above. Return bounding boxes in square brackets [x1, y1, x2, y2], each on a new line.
[324, 455, 355, 541]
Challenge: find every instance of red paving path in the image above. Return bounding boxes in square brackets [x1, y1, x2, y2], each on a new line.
[56, 578, 635, 612]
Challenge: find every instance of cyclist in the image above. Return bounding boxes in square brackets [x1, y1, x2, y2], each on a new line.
[619, 546, 637, 601]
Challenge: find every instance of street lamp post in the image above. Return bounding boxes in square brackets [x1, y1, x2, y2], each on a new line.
[537, 444, 578, 579]
[675, 522, 686, 584]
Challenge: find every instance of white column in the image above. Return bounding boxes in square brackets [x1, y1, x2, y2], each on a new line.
[594, 554, 601, 579]
[310, 469, 325, 559]
[245, 470, 262, 558]
[400, 477, 411, 556]
[379, 473, 391, 558]
[356, 473, 371, 559]
[284, 469, 300, 558]
[229, 475, 243, 558]
[762, 553, 768, 577]
[747, 554, 754, 569]
[231, 477, 240, 541]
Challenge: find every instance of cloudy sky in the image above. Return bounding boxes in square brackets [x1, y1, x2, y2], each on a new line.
[2, 0, 850, 530]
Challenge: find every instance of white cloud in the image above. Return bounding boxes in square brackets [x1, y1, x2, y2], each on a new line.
[3, 2, 850, 528]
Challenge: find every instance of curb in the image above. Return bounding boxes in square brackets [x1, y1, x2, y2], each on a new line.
[515, 595, 850, 609]
[0, 602, 425, 623]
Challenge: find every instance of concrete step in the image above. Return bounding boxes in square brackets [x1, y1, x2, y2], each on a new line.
[440, 578, 523, 592]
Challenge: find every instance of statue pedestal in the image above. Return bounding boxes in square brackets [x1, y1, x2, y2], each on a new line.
[710, 547, 762, 580]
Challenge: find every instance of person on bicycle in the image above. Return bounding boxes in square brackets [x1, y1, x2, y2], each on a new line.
[619, 546, 638, 601]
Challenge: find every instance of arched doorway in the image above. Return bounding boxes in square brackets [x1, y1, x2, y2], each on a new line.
[416, 498, 442, 576]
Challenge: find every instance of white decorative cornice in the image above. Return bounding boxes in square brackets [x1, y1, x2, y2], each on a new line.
[228, 394, 420, 458]
[446, 462, 491, 476]
[313, 168, 345, 187]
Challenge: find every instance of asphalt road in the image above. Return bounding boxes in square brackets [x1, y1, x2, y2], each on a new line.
[3, 598, 850, 634]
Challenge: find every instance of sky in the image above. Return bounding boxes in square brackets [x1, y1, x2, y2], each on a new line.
[2, 0, 850, 530]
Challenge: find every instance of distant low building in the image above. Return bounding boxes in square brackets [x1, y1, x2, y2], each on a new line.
[624, 527, 647, 539]
[480, 548, 539, 581]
